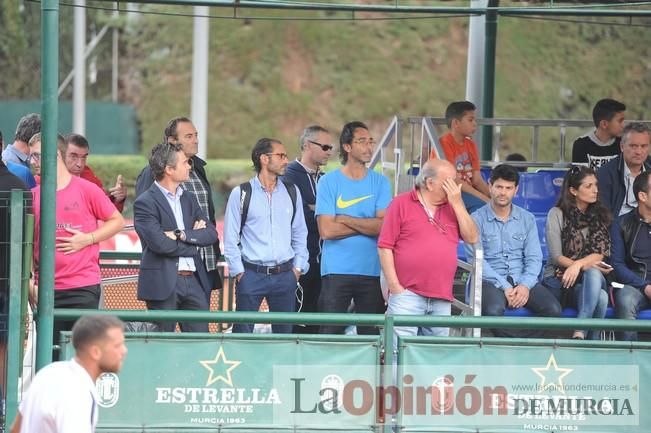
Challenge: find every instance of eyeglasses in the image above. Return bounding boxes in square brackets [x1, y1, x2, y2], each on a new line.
[29, 152, 41, 162]
[353, 137, 375, 146]
[569, 165, 581, 175]
[308, 140, 333, 152]
[266, 153, 289, 160]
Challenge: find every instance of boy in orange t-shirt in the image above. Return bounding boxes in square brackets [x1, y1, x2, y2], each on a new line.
[430, 101, 490, 213]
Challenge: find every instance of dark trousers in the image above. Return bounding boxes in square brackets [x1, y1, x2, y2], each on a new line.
[146, 274, 210, 332]
[318, 274, 386, 335]
[54, 284, 101, 347]
[482, 280, 562, 338]
[294, 260, 322, 334]
[234, 269, 297, 334]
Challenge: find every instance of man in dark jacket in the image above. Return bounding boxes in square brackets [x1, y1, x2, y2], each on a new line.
[281, 125, 333, 333]
[611, 171, 651, 341]
[134, 142, 218, 332]
[0, 158, 29, 405]
[597, 122, 651, 217]
[136, 117, 222, 291]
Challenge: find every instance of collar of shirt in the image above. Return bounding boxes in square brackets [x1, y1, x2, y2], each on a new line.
[6, 144, 30, 165]
[295, 159, 320, 176]
[253, 175, 280, 193]
[624, 162, 647, 178]
[485, 202, 521, 222]
[154, 181, 184, 200]
[588, 130, 616, 147]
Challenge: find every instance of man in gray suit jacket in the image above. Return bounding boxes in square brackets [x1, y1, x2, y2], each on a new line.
[134, 142, 218, 332]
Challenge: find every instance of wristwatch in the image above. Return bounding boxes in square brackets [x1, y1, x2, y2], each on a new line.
[174, 229, 184, 241]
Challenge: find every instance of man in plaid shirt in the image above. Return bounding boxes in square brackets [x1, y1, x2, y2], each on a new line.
[136, 117, 222, 291]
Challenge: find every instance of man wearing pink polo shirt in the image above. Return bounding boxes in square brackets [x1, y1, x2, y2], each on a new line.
[378, 159, 478, 337]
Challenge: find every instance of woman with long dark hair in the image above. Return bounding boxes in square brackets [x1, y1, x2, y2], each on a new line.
[543, 166, 613, 339]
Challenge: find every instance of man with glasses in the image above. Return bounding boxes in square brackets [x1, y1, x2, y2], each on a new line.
[224, 138, 308, 333]
[62, 133, 127, 212]
[379, 159, 478, 338]
[597, 122, 651, 216]
[31, 134, 125, 344]
[315, 121, 392, 334]
[282, 125, 333, 333]
[466, 164, 561, 337]
[136, 117, 222, 291]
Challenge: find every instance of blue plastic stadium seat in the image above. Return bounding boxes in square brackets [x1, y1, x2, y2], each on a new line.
[480, 166, 491, 183]
[457, 241, 467, 262]
[637, 309, 651, 320]
[535, 215, 548, 261]
[503, 307, 533, 317]
[504, 307, 615, 318]
[512, 171, 562, 214]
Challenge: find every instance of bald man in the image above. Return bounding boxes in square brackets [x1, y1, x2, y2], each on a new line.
[379, 159, 478, 337]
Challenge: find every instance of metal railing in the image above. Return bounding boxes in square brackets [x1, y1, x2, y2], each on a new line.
[372, 116, 651, 184]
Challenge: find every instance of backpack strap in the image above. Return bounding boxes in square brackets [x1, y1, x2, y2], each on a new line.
[239, 179, 297, 237]
[281, 179, 297, 226]
[238, 181, 252, 238]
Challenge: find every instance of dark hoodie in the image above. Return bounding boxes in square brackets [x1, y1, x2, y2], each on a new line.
[282, 160, 322, 264]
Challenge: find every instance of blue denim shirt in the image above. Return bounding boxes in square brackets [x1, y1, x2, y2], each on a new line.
[467, 203, 543, 291]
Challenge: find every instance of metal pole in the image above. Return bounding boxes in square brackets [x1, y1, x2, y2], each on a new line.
[5, 190, 25, 428]
[73, 0, 86, 134]
[191, 6, 210, 159]
[37, 0, 59, 370]
[480, 0, 498, 160]
[111, 4, 119, 102]
[465, 0, 487, 147]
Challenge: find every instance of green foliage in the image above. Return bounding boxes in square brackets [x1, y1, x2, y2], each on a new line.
[5, 3, 651, 165]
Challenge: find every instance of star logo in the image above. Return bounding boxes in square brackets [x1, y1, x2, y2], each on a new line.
[531, 353, 573, 394]
[200, 346, 241, 387]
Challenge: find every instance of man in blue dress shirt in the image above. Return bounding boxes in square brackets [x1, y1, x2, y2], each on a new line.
[224, 138, 309, 333]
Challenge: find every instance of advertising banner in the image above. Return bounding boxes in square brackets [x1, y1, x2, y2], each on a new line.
[397, 339, 649, 433]
[62, 334, 381, 432]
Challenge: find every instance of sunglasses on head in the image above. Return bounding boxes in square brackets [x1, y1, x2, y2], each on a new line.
[308, 140, 333, 152]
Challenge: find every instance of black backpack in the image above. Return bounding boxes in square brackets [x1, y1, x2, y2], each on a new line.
[239, 179, 297, 237]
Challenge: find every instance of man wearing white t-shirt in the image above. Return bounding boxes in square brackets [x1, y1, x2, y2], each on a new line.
[11, 315, 127, 433]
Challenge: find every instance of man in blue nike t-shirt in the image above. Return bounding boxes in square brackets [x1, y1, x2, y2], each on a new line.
[315, 121, 391, 334]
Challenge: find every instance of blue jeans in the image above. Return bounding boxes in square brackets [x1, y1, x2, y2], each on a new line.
[615, 284, 651, 341]
[234, 269, 297, 334]
[482, 280, 562, 338]
[543, 268, 608, 340]
[387, 289, 451, 338]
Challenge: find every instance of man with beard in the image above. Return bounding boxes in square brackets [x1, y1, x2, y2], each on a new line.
[467, 164, 561, 337]
[223, 138, 308, 333]
[11, 315, 127, 433]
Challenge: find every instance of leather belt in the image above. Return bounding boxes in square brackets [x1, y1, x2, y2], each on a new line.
[177, 270, 194, 277]
[243, 260, 293, 275]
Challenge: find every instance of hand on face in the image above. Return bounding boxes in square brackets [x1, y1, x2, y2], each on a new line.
[441, 177, 462, 205]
